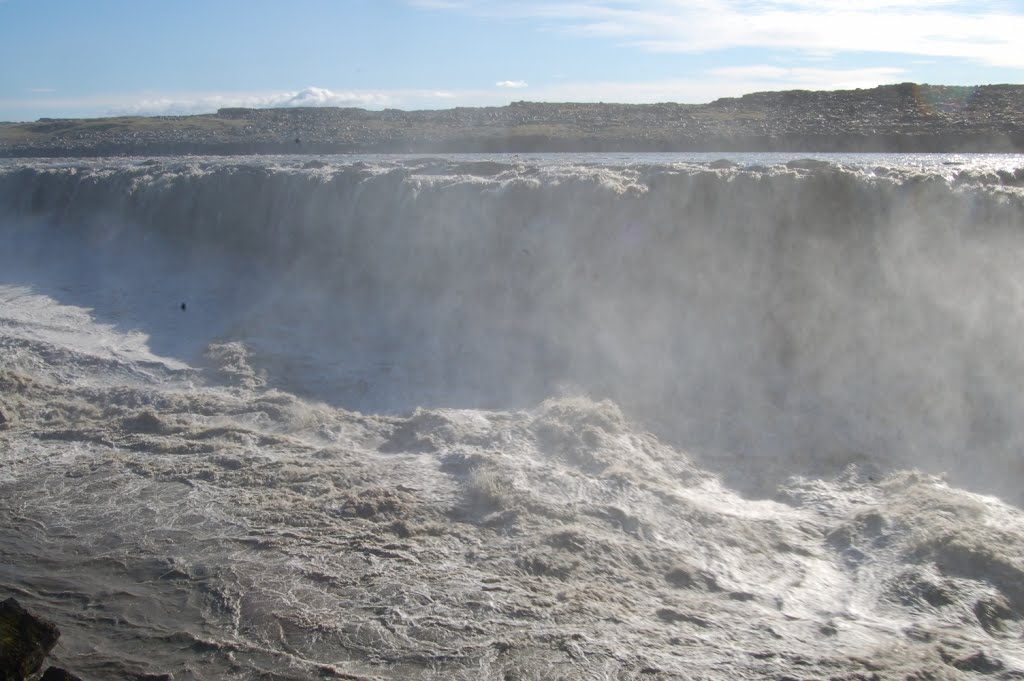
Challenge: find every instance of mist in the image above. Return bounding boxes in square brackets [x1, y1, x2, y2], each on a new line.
[3, 156, 1023, 500]
[5, 155, 1024, 679]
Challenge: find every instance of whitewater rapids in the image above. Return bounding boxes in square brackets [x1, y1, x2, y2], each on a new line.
[1, 155, 1024, 680]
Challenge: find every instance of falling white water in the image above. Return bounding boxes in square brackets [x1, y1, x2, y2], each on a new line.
[1, 154, 1023, 680]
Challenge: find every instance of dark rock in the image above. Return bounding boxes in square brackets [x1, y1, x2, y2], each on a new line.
[40, 667, 83, 681]
[951, 650, 1004, 673]
[0, 597, 60, 681]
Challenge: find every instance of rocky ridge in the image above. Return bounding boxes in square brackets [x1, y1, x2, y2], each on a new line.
[0, 598, 82, 681]
[2, 83, 1023, 157]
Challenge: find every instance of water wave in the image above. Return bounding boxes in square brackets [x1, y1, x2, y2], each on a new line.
[2, 157, 1024, 679]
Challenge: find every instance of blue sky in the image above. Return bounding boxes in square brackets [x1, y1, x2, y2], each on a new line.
[1, 0, 1023, 121]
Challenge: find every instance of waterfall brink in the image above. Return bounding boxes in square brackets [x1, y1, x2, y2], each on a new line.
[5, 157, 1024, 494]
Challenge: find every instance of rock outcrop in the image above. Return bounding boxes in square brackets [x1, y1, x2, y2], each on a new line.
[0, 598, 60, 681]
[0, 599, 85, 681]
[2, 82, 1023, 156]
[39, 667, 83, 681]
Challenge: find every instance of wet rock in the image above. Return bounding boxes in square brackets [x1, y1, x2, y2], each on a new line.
[949, 650, 1003, 673]
[0, 597, 60, 681]
[40, 667, 83, 681]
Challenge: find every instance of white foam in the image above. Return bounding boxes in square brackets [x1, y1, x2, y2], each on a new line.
[2, 155, 1024, 678]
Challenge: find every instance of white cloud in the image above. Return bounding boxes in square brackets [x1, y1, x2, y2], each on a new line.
[496, 80, 528, 88]
[0, 68, 913, 121]
[265, 87, 391, 109]
[0, 87, 472, 120]
[411, 0, 1024, 69]
[118, 87, 395, 116]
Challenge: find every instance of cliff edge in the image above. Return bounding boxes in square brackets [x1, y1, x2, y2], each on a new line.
[2, 83, 1023, 157]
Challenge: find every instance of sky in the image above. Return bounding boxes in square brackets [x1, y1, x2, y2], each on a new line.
[1, 0, 1023, 121]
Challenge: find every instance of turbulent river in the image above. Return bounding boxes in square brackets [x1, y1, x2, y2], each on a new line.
[2, 154, 1024, 680]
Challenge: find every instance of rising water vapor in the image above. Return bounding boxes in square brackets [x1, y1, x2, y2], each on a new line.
[4, 157, 1023, 494]
[1, 155, 1024, 679]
